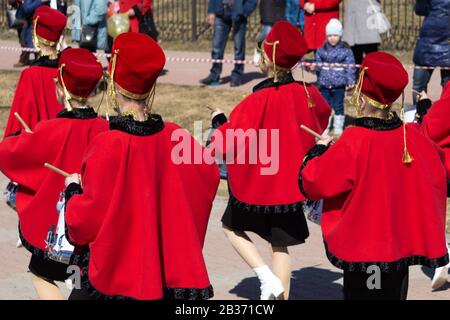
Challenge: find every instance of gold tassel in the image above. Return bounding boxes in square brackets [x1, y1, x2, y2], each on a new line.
[401, 95, 414, 164]
[58, 64, 73, 111]
[106, 49, 120, 118]
[264, 40, 280, 83]
[301, 65, 313, 109]
[145, 83, 157, 118]
[32, 17, 40, 53]
[350, 67, 368, 117]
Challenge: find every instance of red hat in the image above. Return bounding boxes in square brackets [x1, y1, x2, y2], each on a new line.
[110, 32, 165, 99]
[33, 6, 67, 45]
[57, 48, 103, 100]
[359, 52, 409, 106]
[263, 20, 308, 69]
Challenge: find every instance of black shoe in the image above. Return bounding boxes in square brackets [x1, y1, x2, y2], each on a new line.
[200, 75, 220, 86]
[230, 79, 243, 87]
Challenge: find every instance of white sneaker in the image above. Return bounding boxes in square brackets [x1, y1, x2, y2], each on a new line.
[260, 277, 284, 300]
[322, 115, 333, 136]
[333, 115, 345, 135]
[253, 48, 261, 66]
[431, 265, 449, 290]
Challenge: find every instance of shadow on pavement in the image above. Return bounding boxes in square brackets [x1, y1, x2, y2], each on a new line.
[229, 267, 343, 300]
[221, 72, 265, 86]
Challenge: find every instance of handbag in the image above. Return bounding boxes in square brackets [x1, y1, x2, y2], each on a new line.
[80, 24, 98, 51]
[366, 0, 391, 35]
[79, 0, 99, 51]
[134, 6, 159, 40]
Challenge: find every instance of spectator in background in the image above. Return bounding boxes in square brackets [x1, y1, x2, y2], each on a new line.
[300, 0, 342, 52]
[119, 0, 156, 38]
[258, 0, 286, 45]
[343, 0, 381, 66]
[10, 0, 29, 67]
[412, 0, 450, 104]
[50, 0, 67, 15]
[253, 0, 286, 65]
[71, 0, 108, 52]
[21, 0, 47, 52]
[200, 0, 257, 87]
[285, 0, 304, 30]
[311, 19, 355, 135]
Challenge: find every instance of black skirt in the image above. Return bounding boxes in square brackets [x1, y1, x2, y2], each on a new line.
[221, 197, 310, 247]
[28, 254, 70, 282]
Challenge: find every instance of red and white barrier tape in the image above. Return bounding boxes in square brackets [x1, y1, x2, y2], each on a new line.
[1, 45, 449, 70]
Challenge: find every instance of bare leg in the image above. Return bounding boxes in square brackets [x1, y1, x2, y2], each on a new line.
[222, 224, 285, 299]
[271, 246, 291, 300]
[222, 224, 265, 268]
[31, 274, 65, 300]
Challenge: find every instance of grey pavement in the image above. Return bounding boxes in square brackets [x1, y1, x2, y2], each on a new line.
[0, 172, 449, 300]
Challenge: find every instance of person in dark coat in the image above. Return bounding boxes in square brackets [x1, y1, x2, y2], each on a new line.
[412, 0, 450, 104]
[200, 0, 257, 87]
[258, 0, 286, 44]
[253, 0, 287, 66]
[312, 19, 355, 135]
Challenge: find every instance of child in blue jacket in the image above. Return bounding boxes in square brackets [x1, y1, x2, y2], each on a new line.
[312, 19, 355, 135]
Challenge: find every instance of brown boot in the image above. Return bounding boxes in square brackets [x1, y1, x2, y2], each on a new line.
[13, 51, 30, 68]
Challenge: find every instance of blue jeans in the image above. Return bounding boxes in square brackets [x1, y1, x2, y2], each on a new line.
[210, 15, 247, 81]
[258, 24, 272, 45]
[413, 68, 450, 104]
[22, 23, 33, 48]
[319, 87, 345, 116]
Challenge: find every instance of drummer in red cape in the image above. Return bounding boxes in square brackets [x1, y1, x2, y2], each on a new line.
[63, 32, 220, 300]
[209, 21, 331, 300]
[4, 6, 67, 138]
[0, 48, 107, 299]
[298, 52, 449, 300]
[420, 81, 450, 194]
[418, 81, 450, 290]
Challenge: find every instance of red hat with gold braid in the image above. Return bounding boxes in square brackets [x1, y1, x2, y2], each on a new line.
[32, 6, 67, 47]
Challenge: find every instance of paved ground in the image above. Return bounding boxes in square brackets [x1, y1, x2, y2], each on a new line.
[0, 40, 445, 105]
[0, 172, 449, 300]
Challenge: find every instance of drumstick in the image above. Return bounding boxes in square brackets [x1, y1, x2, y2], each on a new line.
[300, 125, 322, 139]
[206, 106, 215, 112]
[14, 112, 32, 133]
[44, 163, 70, 178]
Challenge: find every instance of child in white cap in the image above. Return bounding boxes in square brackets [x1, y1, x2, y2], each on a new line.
[310, 18, 356, 135]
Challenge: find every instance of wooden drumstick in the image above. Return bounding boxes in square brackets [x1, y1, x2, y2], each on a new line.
[300, 125, 322, 140]
[206, 106, 215, 112]
[44, 163, 70, 178]
[14, 112, 32, 133]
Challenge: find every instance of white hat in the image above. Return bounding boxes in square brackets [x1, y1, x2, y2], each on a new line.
[326, 19, 343, 36]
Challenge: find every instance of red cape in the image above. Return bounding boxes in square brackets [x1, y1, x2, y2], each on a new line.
[301, 122, 448, 269]
[4, 66, 63, 137]
[65, 120, 220, 300]
[420, 82, 450, 175]
[0, 115, 108, 253]
[211, 80, 331, 206]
